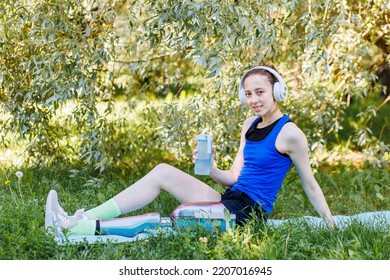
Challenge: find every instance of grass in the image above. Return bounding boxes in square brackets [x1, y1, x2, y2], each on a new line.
[0, 164, 389, 260]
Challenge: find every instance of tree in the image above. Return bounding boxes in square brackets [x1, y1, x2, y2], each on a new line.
[1, 0, 388, 171]
[130, 0, 389, 166]
[1, 0, 118, 170]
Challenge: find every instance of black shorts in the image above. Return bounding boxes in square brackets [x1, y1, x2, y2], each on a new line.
[220, 188, 268, 225]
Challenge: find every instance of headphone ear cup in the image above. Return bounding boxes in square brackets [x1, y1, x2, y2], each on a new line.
[239, 88, 247, 105]
[273, 82, 282, 101]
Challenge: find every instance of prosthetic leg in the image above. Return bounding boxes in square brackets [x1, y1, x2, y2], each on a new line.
[98, 212, 164, 237]
[171, 202, 236, 232]
[97, 202, 236, 238]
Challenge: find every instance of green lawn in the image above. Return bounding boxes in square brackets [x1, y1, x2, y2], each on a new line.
[0, 164, 388, 260]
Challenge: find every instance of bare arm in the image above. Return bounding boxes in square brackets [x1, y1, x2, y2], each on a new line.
[278, 123, 335, 228]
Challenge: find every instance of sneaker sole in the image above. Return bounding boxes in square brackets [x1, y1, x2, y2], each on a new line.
[45, 190, 58, 229]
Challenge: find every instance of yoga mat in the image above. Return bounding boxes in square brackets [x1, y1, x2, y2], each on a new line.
[55, 211, 390, 245]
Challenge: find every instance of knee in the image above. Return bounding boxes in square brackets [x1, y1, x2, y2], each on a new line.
[152, 163, 174, 178]
[154, 163, 171, 171]
[150, 163, 180, 185]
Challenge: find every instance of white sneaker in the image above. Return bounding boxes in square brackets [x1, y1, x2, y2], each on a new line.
[45, 190, 92, 237]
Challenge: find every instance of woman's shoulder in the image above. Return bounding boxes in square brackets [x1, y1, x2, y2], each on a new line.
[243, 116, 259, 125]
[280, 121, 308, 145]
[241, 116, 259, 130]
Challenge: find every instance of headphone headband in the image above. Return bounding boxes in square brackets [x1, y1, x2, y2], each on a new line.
[238, 66, 288, 105]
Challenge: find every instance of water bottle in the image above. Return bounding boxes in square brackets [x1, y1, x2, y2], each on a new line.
[194, 134, 212, 175]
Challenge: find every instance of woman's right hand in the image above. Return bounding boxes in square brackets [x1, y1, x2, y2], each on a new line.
[192, 147, 198, 164]
[192, 142, 216, 165]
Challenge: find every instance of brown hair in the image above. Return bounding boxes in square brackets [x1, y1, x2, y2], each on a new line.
[242, 65, 280, 87]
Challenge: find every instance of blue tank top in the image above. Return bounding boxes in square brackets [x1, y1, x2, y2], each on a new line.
[231, 115, 292, 214]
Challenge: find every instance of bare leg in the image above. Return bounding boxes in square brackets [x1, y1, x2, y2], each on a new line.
[113, 163, 222, 214]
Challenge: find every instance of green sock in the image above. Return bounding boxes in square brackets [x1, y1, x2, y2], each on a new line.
[69, 220, 96, 236]
[85, 198, 122, 220]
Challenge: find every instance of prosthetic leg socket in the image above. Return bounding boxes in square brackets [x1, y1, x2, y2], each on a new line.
[171, 202, 236, 232]
[96, 203, 236, 238]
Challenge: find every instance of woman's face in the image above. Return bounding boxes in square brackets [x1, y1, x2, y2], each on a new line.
[243, 74, 276, 116]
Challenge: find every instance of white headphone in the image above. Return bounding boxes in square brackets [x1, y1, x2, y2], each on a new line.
[238, 66, 288, 105]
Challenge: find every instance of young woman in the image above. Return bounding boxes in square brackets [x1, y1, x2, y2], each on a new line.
[45, 65, 334, 238]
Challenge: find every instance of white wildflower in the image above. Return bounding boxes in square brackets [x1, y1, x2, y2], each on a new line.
[16, 171, 23, 179]
[199, 237, 208, 243]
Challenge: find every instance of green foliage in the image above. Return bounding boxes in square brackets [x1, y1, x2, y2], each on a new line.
[133, 0, 389, 166]
[0, 0, 118, 170]
[1, 0, 389, 170]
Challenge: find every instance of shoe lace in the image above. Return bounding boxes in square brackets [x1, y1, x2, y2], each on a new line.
[73, 209, 93, 220]
[56, 207, 73, 228]
[56, 208, 91, 228]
